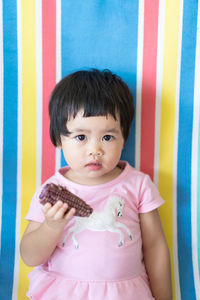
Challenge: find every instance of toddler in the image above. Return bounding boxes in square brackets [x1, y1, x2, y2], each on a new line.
[20, 69, 172, 300]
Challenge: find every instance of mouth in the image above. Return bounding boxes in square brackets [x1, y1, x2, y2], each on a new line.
[86, 162, 102, 171]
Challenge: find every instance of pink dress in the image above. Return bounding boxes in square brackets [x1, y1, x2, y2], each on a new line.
[25, 161, 164, 300]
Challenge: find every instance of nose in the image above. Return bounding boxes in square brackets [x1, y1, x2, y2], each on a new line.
[88, 141, 104, 158]
[90, 151, 102, 158]
[89, 149, 103, 158]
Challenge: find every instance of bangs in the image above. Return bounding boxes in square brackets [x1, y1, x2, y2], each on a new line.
[70, 97, 117, 121]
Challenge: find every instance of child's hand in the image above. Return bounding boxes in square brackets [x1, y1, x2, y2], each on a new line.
[42, 201, 76, 232]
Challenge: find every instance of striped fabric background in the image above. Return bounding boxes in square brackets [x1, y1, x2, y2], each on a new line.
[0, 1, 200, 299]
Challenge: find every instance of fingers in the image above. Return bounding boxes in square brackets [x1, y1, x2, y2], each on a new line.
[42, 202, 52, 214]
[42, 201, 76, 221]
[42, 201, 67, 219]
[64, 207, 76, 221]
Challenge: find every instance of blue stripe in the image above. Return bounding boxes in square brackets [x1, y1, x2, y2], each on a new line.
[61, 0, 138, 167]
[0, 1, 18, 299]
[177, 1, 198, 299]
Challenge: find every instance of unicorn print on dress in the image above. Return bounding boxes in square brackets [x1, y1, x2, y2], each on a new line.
[62, 196, 133, 249]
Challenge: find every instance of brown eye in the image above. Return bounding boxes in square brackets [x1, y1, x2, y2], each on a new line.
[76, 135, 86, 141]
[103, 135, 114, 141]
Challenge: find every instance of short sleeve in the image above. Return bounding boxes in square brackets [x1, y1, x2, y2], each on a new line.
[138, 175, 164, 213]
[25, 186, 45, 223]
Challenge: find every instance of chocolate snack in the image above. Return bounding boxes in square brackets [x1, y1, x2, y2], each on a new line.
[39, 183, 93, 217]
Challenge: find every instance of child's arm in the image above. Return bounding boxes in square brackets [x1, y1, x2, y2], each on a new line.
[20, 201, 75, 267]
[140, 209, 172, 300]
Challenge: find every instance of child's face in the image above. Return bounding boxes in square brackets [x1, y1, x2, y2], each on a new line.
[59, 110, 124, 185]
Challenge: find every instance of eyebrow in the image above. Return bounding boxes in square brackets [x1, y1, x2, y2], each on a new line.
[104, 128, 120, 134]
[70, 128, 120, 134]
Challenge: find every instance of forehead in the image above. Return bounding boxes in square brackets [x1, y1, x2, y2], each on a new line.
[67, 110, 122, 132]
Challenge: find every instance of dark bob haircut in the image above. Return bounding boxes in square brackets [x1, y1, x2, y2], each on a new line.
[49, 69, 135, 146]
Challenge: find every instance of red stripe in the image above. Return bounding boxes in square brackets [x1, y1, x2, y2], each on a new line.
[140, 0, 159, 180]
[42, 0, 56, 182]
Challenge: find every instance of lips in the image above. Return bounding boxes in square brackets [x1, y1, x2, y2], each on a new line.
[86, 162, 102, 171]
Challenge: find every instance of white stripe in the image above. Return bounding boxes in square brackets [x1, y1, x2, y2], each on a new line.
[56, 148, 61, 170]
[0, 0, 4, 253]
[56, 0, 61, 170]
[36, 0, 42, 187]
[56, 0, 61, 84]
[135, 0, 144, 170]
[154, 0, 165, 186]
[12, 0, 22, 298]
[192, 1, 200, 298]
[173, 1, 183, 299]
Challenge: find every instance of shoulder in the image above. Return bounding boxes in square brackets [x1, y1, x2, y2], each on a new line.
[45, 166, 70, 185]
[119, 160, 149, 186]
[38, 166, 71, 193]
[118, 161, 164, 212]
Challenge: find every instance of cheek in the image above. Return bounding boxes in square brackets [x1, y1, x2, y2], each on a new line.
[61, 144, 80, 163]
[64, 149, 79, 160]
[110, 141, 124, 153]
[63, 153, 82, 170]
[106, 144, 123, 160]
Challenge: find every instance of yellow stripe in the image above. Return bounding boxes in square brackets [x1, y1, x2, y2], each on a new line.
[18, 1, 37, 298]
[158, 1, 181, 299]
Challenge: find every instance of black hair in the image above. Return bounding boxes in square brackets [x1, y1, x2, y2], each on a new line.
[49, 69, 134, 146]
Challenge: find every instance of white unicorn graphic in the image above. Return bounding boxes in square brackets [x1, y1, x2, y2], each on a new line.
[62, 196, 133, 249]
